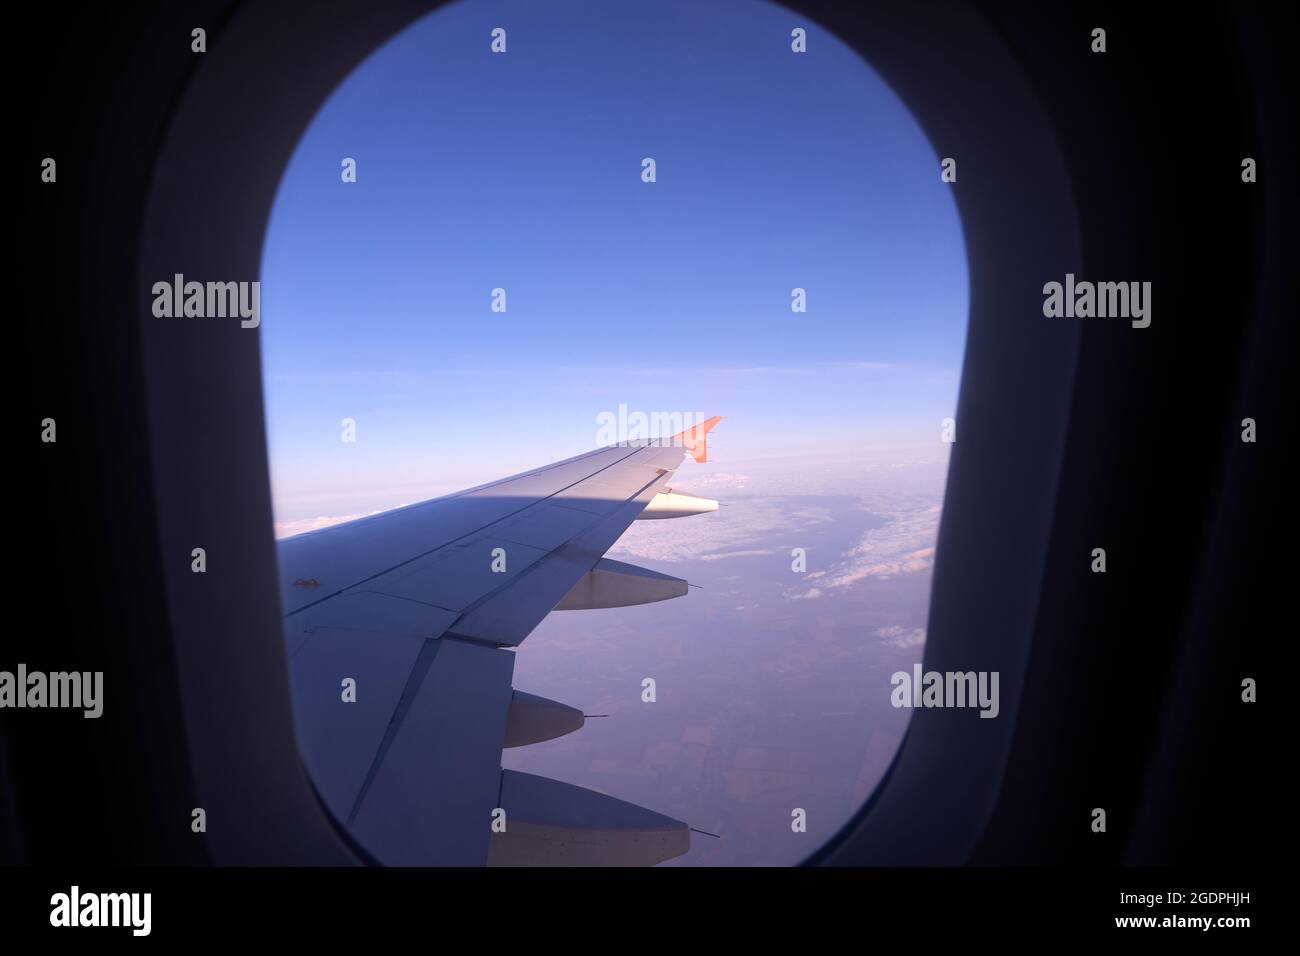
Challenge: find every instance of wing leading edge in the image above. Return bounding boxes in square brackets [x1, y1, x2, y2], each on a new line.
[278, 418, 723, 865]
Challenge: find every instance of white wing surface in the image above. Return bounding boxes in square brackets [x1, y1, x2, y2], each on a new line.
[276, 418, 723, 865]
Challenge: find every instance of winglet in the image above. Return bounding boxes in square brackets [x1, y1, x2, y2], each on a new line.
[671, 415, 723, 463]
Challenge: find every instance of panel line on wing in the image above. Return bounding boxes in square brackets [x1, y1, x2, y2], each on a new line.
[435, 445, 615, 501]
[350, 590, 459, 615]
[346, 636, 442, 825]
[442, 471, 670, 643]
[285, 445, 656, 620]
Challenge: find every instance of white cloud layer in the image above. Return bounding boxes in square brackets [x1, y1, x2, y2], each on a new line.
[876, 624, 927, 648]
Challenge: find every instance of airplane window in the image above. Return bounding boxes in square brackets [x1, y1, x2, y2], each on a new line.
[260, 0, 967, 865]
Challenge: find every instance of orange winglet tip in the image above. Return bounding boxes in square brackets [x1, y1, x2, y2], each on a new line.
[672, 415, 723, 464]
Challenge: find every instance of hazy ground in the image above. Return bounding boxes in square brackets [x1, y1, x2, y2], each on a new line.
[502, 447, 949, 865]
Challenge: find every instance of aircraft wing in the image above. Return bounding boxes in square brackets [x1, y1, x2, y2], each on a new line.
[276, 418, 722, 866]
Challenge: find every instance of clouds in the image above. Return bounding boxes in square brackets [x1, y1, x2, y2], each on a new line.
[787, 485, 944, 600]
[609, 453, 947, 628]
[811, 542, 937, 588]
[876, 625, 927, 649]
[274, 511, 380, 538]
[607, 493, 802, 563]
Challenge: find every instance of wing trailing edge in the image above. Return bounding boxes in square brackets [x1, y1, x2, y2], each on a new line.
[487, 770, 690, 867]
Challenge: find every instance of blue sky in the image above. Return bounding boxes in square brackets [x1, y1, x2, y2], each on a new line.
[260, 0, 968, 527]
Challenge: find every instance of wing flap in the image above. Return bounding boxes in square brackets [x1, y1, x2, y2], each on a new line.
[488, 770, 689, 867]
[288, 626, 429, 830]
[346, 637, 516, 866]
